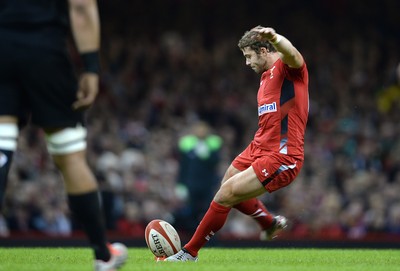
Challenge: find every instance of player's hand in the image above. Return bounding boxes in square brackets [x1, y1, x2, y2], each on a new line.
[72, 73, 99, 111]
[251, 26, 277, 41]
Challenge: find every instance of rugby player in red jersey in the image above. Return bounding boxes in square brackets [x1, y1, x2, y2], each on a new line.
[166, 25, 309, 262]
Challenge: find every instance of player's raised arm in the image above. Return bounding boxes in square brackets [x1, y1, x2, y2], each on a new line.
[251, 26, 304, 68]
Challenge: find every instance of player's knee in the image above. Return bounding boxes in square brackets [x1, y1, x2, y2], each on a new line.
[221, 165, 239, 185]
[214, 184, 236, 207]
[45, 125, 87, 155]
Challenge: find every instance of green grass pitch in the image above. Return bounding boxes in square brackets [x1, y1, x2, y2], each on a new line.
[0, 247, 399, 271]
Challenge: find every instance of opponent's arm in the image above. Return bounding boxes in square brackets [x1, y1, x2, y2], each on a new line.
[252, 26, 304, 68]
[69, 0, 100, 53]
[68, 0, 100, 110]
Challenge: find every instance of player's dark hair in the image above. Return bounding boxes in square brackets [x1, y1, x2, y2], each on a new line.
[238, 30, 277, 54]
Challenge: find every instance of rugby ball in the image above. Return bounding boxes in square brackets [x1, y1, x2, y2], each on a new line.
[145, 219, 181, 257]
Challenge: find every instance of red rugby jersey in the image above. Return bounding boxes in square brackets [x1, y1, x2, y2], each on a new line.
[254, 58, 309, 160]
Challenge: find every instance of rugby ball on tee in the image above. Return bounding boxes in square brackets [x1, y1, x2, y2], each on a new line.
[145, 219, 181, 257]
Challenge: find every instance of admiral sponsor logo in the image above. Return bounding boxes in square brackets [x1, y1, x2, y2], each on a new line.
[151, 233, 166, 255]
[258, 102, 277, 116]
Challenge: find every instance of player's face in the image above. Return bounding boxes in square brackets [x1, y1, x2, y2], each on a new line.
[242, 47, 267, 74]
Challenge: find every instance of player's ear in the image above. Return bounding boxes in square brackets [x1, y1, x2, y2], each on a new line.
[260, 47, 269, 55]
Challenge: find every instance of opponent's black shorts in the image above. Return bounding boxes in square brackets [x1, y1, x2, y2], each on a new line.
[0, 30, 84, 128]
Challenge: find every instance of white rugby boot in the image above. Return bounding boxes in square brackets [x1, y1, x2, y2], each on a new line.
[94, 242, 128, 271]
[164, 248, 198, 262]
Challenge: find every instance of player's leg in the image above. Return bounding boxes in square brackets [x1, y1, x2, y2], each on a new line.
[24, 46, 127, 269]
[0, 71, 21, 213]
[0, 120, 17, 237]
[166, 166, 264, 261]
[215, 166, 266, 207]
[0, 117, 18, 211]
[46, 128, 108, 257]
[45, 127, 127, 269]
[222, 165, 276, 233]
[166, 154, 302, 261]
[0, 76, 20, 238]
[254, 155, 303, 240]
[0, 30, 17, 214]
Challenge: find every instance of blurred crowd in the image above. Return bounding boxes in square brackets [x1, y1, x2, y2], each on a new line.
[1, 0, 400, 240]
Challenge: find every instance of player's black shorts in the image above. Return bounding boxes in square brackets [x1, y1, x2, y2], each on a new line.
[0, 30, 84, 128]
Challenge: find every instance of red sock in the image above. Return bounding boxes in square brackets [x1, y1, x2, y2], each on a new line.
[184, 201, 231, 256]
[234, 198, 274, 230]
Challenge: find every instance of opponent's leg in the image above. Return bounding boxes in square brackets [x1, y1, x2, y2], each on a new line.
[0, 121, 18, 237]
[0, 121, 18, 210]
[46, 126, 127, 269]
